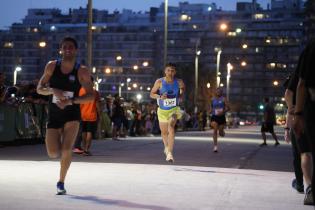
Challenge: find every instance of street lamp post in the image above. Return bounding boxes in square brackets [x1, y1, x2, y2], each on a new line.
[164, 0, 168, 67]
[215, 48, 222, 88]
[194, 46, 201, 113]
[13, 66, 22, 85]
[226, 62, 233, 101]
[126, 78, 131, 99]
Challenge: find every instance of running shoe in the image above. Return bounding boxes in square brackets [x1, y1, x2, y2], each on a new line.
[166, 152, 174, 163]
[72, 147, 84, 154]
[291, 178, 304, 193]
[259, 142, 267, 147]
[56, 182, 66, 195]
[274, 142, 280, 146]
[213, 146, 218, 153]
[304, 186, 314, 205]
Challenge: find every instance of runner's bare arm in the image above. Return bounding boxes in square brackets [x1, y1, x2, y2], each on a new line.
[150, 79, 162, 99]
[73, 66, 94, 104]
[37, 61, 55, 96]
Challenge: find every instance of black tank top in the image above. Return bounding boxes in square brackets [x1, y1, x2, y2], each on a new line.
[48, 59, 81, 120]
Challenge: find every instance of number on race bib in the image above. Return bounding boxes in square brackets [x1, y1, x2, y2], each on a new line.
[52, 91, 74, 104]
[163, 98, 177, 107]
[214, 108, 223, 115]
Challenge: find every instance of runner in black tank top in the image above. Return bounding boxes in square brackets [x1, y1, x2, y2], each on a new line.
[37, 37, 94, 195]
[47, 59, 81, 128]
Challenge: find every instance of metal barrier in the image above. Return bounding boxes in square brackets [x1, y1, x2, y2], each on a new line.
[0, 103, 47, 142]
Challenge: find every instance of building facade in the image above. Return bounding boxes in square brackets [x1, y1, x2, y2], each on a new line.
[0, 0, 306, 115]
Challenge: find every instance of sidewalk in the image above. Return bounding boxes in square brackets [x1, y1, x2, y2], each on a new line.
[0, 160, 312, 210]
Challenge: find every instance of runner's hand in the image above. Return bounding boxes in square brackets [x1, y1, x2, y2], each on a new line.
[52, 88, 66, 101]
[56, 98, 72, 109]
[160, 93, 167, 100]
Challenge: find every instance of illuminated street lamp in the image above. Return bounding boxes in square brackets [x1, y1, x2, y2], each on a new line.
[13, 66, 22, 85]
[236, 28, 242, 33]
[133, 65, 139, 70]
[207, 82, 211, 89]
[241, 61, 247, 67]
[273, 80, 279, 86]
[105, 67, 111, 74]
[116, 55, 122, 61]
[219, 23, 228, 31]
[126, 78, 131, 99]
[136, 93, 142, 103]
[142, 61, 149, 67]
[194, 46, 201, 112]
[38, 41, 46, 48]
[226, 63, 233, 101]
[215, 47, 222, 88]
[118, 83, 124, 97]
[242, 44, 248, 49]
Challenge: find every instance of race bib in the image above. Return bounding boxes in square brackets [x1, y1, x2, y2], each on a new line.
[163, 98, 177, 107]
[215, 108, 223, 115]
[52, 91, 74, 104]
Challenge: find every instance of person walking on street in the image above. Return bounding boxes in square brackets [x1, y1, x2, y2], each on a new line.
[260, 97, 280, 147]
[37, 37, 94, 195]
[150, 63, 185, 162]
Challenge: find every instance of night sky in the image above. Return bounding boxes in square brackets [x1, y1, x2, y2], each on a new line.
[0, 0, 270, 29]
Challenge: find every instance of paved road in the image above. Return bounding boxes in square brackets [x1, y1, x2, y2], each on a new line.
[0, 126, 291, 172]
[1, 126, 312, 210]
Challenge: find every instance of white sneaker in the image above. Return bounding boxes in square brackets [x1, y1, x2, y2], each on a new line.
[166, 152, 174, 162]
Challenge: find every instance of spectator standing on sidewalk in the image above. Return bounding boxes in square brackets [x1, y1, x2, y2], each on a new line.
[79, 79, 101, 156]
[284, 49, 313, 205]
[293, 39, 315, 206]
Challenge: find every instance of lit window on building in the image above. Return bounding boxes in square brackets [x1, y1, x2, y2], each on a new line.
[254, 14, 264, 19]
[180, 14, 190, 21]
[228, 32, 236, 36]
[192, 24, 198, 29]
[33, 28, 38, 32]
[267, 63, 276, 69]
[265, 39, 271, 43]
[4, 42, 14, 48]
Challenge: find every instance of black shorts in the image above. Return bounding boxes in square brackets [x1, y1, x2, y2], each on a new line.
[47, 104, 81, 129]
[81, 121, 97, 133]
[210, 115, 226, 125]
[261, 122, 274, 133]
